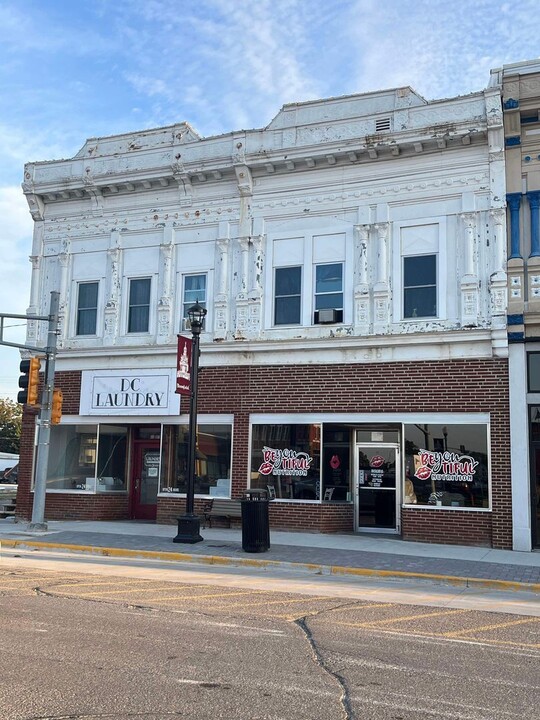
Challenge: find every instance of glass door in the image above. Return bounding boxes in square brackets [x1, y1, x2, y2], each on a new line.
[355, 444, 400, 533]
[131, 440, 160, 521]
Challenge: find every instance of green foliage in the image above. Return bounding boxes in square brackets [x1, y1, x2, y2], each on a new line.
[0, 398, 22, 454]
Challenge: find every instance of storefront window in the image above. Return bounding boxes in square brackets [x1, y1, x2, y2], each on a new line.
[96, 425, 128, 492]
[46, 425, 98, 491]
[45, 424, 129, 492]
[251, 424, 321, 501]
[404, 424, 489, 508]
[160, 424, 232, 496]
[322, 426, 351, 502]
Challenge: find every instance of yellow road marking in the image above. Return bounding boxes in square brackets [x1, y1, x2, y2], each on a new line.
[51, 580, 154, 590]
[335, 608, 469, 628]
[208, 595, 332, 610]
[442, 616, 540, 638]
[129, 590, 271, 604]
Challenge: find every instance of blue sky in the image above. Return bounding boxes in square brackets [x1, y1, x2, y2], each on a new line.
[1, 0, 539, 398]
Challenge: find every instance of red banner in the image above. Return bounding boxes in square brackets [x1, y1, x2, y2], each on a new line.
[176, 335, 192, 396]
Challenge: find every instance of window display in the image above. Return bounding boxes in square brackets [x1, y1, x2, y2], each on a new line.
[96, 425, 128, 492]
[160, 424, 232, 496]
[404, 423, 489, 508]
[251, 424, 321, 500]
[46, 425, 98, 491]
[45, 424, 128, 492]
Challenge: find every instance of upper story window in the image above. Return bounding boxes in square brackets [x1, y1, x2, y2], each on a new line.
[393, 220, 445, 322]
[274, 266, 302, 325]
[314, 263, 343, 323]
[128, 277, 151, 333]
[182, 274, 207, 323]
[76, 282, 98, 336]
[267, 231, 351, 329]
[403, 254, 437, 318]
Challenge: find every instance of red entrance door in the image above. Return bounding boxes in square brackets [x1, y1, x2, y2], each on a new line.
[131, 441, 160, 521]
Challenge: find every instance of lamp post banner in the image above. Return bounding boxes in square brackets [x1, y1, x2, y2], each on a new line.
[176, 335, 192, 396]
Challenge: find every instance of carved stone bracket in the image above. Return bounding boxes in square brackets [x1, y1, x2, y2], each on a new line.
[26, 193, 45, 221]
[172, 160, 193, 206]
[82, 169, 104, 216]
[234, 165, 253, 197]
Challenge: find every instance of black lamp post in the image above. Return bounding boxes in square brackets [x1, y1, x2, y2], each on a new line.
[173, 300, 207, 544]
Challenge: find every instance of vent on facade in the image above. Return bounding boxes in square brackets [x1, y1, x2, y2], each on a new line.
[315, 309, 341, 324]
[375, 117, 391, 132]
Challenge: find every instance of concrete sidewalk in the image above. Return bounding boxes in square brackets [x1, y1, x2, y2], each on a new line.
[1, 518, 539, 592]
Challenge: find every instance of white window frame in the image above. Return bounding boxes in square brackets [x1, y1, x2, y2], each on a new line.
[274, 265, 302, 326]
[392, 218, 447, 323]
[75, 280, 100, 337]
[313, 261, 344, 323]
[126, 276, 153, 335]
[181, 272, 208, 326]
[402, 253, 438, 319]
[265, 227, 353, 329]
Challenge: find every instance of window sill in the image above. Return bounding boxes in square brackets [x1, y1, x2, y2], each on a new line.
[402, 503, 490, 511]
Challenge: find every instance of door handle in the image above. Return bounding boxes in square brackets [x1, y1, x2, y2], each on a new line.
[134, 478, 140, 490]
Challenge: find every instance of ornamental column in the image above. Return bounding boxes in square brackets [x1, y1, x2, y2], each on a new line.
[157, 232, 175, 343]
[103, 231, 122, 346]
[527, 191, 540, 258]
[373, 223, 390, 334]
[235, 236, 251, 338]
[527, 191, 540, 315]
[459, 213, 479, 326]
[57, 244, 71, 346]
[214, 236, 230, 340]
[488, 209, 507, 324]
[506, 193, 525, 318]
[353, 224, 370, 334]
[507, 193, 522, 259]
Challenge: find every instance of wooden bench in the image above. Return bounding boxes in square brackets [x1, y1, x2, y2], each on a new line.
[202, 498, 242, 528]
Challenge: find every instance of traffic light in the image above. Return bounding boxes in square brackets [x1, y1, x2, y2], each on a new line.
[51, 389, 63, 425]
[17, 357, 42, 405]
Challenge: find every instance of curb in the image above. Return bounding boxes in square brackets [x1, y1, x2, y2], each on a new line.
[2, 537, 540, 594]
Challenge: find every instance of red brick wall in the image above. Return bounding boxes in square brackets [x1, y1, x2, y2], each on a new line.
[17, 357, 511, 548]
[401, 508, 492, 546]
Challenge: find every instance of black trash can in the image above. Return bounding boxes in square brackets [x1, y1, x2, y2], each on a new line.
[241, 488, 270, 553]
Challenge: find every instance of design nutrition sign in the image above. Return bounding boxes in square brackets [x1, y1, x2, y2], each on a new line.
[80, 369, 180, 416]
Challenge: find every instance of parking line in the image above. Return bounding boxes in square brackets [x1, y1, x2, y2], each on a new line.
[208, 595, 335, 611]
[442, 616, 540, 638]
[134, 590, 271, 604]
[335, 608, 469, 628]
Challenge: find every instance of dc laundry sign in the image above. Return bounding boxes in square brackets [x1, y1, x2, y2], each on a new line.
[80, 369, 179, 416]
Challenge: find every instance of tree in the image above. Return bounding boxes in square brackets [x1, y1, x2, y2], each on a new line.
[0, 398, 22, 454]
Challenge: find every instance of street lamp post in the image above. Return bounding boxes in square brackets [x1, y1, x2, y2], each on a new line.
[173, 300, 207, 544]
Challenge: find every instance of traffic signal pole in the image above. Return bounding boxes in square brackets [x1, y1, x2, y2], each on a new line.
[0, 291, 60, 531]
[30, 291, 59, 530]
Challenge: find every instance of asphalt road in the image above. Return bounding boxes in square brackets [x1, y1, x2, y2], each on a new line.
[1, 566, 539, 720]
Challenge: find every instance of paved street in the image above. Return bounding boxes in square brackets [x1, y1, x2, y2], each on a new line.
[1, 566, 539, 719]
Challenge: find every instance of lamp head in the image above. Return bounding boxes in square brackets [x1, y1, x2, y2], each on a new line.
[187, 300, 207, 331]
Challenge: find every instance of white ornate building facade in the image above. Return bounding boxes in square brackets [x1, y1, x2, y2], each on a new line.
[17, 81, 512, 547]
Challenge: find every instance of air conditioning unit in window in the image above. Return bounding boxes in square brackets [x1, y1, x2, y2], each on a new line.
[317, 309, 339, 324]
